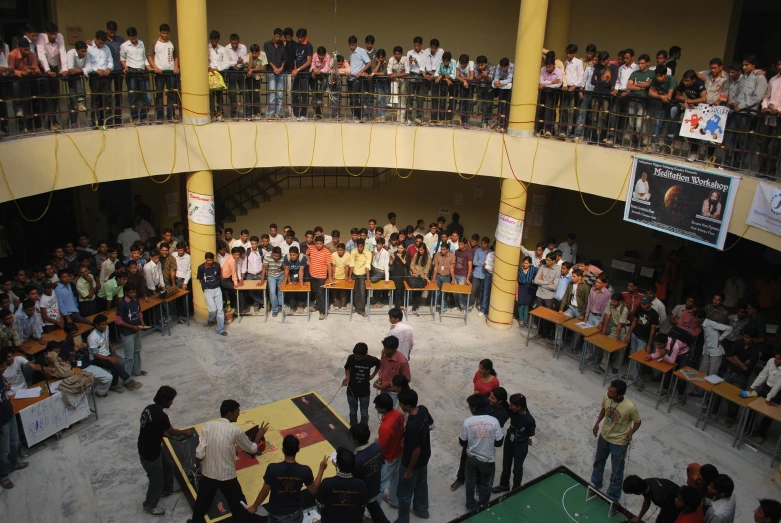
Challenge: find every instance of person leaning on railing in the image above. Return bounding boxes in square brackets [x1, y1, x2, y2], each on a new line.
[387, 46, 410, 125]
[147, 23, 179, 123]
[36, 22, 68, 132]
[85, 31, 115, 129]
[223, 33, 248, 120]
[310, 46, 331, 119]
[245, 44, 267, 120]
[65, 41, 91, 124]
[120, 27, 153, 125]
[455, 54, 474, 128]
[7, 38, 40, 133]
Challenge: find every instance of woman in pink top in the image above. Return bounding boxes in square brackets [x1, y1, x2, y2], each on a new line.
[473, 359, 500, 396]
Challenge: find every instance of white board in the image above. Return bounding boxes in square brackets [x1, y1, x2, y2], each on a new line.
[19, 392, 90, 446]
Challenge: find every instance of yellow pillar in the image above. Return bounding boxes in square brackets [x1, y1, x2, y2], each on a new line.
[487, 181, 528, 330]
[177, 0, 212, 322]
[507, 0, 549, 137]
[145, 0, 171, 53]
[544, 0, 573, 60]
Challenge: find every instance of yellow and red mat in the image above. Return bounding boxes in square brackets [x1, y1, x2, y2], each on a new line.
[164, 391, 353, 522]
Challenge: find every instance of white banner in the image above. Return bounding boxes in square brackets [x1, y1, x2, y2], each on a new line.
[678, 104, 729, 144]
[19, 392, 90, 446]
[187, 191, 215, 226]
[495, 213, 523, 247]
[747, 182, 781, 237]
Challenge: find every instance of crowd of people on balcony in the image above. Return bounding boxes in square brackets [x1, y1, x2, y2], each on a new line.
[0, 20, 779, 175]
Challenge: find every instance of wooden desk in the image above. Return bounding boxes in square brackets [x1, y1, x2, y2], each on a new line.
[235, 281, 268, 323]
[403, 280, 438, 322]
[20, 331, 65, 356]
[667, 367, 716, 427]
[739, 398, 781, 467]
[628, 350, 676, 410]
[440, 283, 472, 325]
[367, 280, 396, 319]
[526, 307, 568, 348]
[582, 333, 626, 385]
[281, 282, 311, 322]
[557, 317, 600, 360]
[158, 289, 191, 335]
[706, 381, 755, 446]
[324, 280, 354, 321]
[11, 368, 87, 414]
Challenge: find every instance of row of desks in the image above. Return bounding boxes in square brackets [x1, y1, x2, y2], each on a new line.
[234, 279, 473, 324]
[527, 306, 781, 467]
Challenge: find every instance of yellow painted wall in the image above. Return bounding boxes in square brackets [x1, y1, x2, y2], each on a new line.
[2, 121, 777, 250]
[55, 0, 149, 45]
[569, 0, 735, 74]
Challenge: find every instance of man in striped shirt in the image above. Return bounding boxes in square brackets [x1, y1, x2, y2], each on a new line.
[307, 236, 332, 320]
[189, 400, 268, 523]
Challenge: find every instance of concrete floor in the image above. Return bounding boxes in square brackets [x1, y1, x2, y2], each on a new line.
[1, 310, 777, 523]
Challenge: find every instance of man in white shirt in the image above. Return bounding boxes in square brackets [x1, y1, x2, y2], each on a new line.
[460, 394, 503, 511]
[607, 49, 639, 146]
[705, 475, 736, 523]
[415, 38, 444, 124]
[117, 221, 141, 258]
[190, 400, 268, 522]
[2, 349, 49, 392]
[749, 348, 781, 443]
[280, 232, 300, 257]
[632, 172, 651, 200]
[388, 308, 414, 359]
[120, 27, 152, 124]
[369, 238, 390, 307]
[147, 23, 178, 122]
[224, 33, 248, 120]
[244, 236, 264, 311]
[423, 223, 438, 254]
[86, 31, 115, 128]
[561, 44, 584, 138]
[267, 223, 285, 249]
[173, 243, 191, 290]
[37, 22, 68, 131]
[143, 251, 166, 296]
[208, 30, 229, 121]
[65, 41, 91, 118]
[556, 234, 578, 264]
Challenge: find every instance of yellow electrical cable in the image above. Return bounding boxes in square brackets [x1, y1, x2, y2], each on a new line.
[573, 141, 632, 216]
[126, 118, 178, 184]
[452, 128, 494, 180]
[393, 124, 417, 179]
[55, 130, 104, 190]
[340, 122, 373, 176]
[0, 134, 59, 222]
[283, 120, 317, 175]
[722, 225, 750, 251]
[226, 121, 259, 175]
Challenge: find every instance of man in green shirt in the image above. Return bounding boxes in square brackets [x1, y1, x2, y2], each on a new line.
[627, 54, 654, 148]
[97, 272, 128, 311]
[648, 68, 677, 150]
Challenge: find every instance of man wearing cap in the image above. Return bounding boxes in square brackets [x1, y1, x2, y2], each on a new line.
[623, 296, 660, 386]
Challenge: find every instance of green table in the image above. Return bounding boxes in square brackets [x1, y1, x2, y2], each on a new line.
[449, 466, 632, 523]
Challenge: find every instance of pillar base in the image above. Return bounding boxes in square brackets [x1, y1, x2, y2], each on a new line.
[183, 116, 211, 126]
[487, 321, 514, 331]
[506, 129, 536, 138]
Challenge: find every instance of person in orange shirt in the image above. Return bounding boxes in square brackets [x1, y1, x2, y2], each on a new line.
[219, 247, 245, 312]
[673, 486, 704, 523]
[8, 39, 41, 132]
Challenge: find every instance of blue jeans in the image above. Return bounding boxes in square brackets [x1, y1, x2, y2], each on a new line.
[455, 275, 468, 310]
[154, 73, 177, 120]
[555, 304, 578, 347]
[203, 287, 225, 334]
[481, 272, 493, 313]
[245, 273, 264, 308]
[376, 78, 389, 116]
[346, 390, 369, 426]
[517, 303, 530, 323]
[267, 274, 284, 313]
[651, 103, 671, 145]
[396, 465, 429, 523]
[122, 332, 142, 375]
[267, 74, 285, 117]
[590, 435, 629, 502]
[127, 73, 152, 121]
[629, 333, 649, 381]
[0, 416, 19, 478]
[379, 456, 400, 507]
[436, 273, 452, 306]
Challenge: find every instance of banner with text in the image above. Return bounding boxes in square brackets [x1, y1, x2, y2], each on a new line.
[624, 157, 740, 249]
[747, 182, 781, 237]
[187, 191, 215, 226]
[678, 104, 729, 144]
[495, 213, 524, 247]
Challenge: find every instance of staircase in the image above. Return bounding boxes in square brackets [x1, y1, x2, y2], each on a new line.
[215, 167, 392, 223]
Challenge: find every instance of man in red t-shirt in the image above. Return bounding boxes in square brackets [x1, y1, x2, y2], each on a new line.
[307, 235, 332, 320]
[374, 392, 404, 510]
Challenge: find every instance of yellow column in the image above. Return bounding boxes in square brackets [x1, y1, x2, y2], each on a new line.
[487, 181, 528, 330]
[507, 0, 549, 137]
[146, 0, 171, 50]
[544, 0, 573, 60]
[489, 0, 547, 329]
[177, 0, 213, 322]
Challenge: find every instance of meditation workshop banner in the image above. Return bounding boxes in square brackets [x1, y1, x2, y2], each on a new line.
[623, 157, 740, 250]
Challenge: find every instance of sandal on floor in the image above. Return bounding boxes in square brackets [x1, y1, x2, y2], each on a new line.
[450, 479, 464, 491]
[0, 477, 13, 489]
[219, 332, 228, 336]
[178, 319, 186, 324]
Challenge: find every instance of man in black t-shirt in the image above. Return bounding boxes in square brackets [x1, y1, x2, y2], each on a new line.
[138, 386, 194, 517]
[351, 423, 390, 523]
[248, 435, 327, 518]
[316, 447, 368, 523]
[397, 389, 434, 523]
[623, 475, 680, 523]
[723, 328, 759, 426]
[624, 297, 660, 386]
[343, 342, 381, 426]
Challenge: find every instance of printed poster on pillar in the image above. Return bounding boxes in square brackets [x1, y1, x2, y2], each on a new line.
[623, 157, 740, 250]
[187, 191, 215, 226]
[495, 213, 523, 247]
